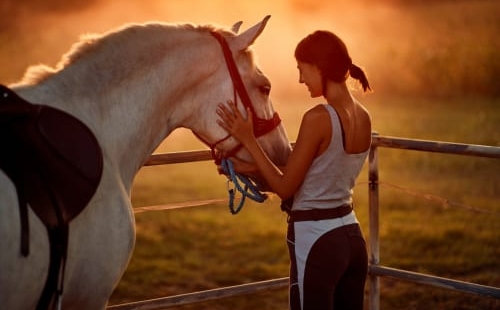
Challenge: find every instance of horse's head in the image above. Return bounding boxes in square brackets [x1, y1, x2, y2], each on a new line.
[188, 16, 292, 191]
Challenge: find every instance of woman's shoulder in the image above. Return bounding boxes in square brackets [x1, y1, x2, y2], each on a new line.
[296, 104, 332, 159]
[300, 104, 333, 135]
[303, 104, 330, 121]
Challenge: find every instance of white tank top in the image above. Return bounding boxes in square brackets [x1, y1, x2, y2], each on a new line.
[292, 104, 369, 211]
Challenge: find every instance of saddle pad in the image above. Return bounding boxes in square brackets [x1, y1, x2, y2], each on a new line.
[0, 85, 103, 227]
[34, 105, 103, 224]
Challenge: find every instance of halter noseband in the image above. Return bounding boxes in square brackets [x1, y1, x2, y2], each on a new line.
[193, 31, 281, 163]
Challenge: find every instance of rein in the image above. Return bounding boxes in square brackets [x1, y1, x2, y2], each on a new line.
[220, 158, 267, 214]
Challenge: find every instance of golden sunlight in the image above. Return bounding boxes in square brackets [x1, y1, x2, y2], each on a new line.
[2, 0, 498, 146]
[1, 0, 377, 93]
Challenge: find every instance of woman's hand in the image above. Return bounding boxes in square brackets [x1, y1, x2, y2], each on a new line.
[216, 100, 255, 145]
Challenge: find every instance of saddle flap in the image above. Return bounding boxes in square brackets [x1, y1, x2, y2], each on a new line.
[0, 85, 103, 226]
[37, 106, 103, 185]
[34, 106, 104, 224]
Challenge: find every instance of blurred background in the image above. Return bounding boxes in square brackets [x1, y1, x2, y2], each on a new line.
[1, 1, 499, 309]
[2, 0, 499, 147]
[2, 0, 499, 99]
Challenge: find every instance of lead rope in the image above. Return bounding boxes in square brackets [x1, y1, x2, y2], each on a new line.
[220, 158, 267, 214]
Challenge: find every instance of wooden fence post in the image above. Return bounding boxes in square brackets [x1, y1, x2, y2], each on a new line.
[368, 133, 380, 310]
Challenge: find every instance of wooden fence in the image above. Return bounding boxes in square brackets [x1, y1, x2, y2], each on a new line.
[108, 134, 500, 310]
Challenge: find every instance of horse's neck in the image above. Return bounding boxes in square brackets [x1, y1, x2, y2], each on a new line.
[13, 26, 219, 190]
[15, 74, 186, 191]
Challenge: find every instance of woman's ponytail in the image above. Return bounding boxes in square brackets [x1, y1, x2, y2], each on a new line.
[349, 64, 372, 92]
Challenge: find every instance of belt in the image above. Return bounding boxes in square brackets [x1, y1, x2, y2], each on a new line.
[288, 204, 353, 222]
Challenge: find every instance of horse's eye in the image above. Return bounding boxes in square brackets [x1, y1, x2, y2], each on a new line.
[260, 85, 271, 96]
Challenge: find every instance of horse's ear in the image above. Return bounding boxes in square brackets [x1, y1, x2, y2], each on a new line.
[229, 15, 270, 51]
[231, 21, 243, 34]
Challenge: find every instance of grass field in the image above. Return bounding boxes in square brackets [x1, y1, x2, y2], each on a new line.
[108, 96, 499, 310]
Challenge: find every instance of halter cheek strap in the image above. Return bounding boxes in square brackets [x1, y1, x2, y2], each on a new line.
[209, 31, 281, 137]
[192, 30, 281, 163]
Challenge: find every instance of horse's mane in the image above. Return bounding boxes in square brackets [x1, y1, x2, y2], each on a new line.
[20, 22, 235, 85]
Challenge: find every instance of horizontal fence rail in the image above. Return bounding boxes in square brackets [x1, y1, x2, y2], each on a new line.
[109, 134, 500, 310]
[145, 149, 212, 166]
[143, 136, 500, 166]
[108, 278, 289, 310]
[372, 135, 500, 159]
[369, 266, 500, 299]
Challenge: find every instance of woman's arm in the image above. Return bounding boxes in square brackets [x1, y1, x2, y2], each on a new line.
[217, 101, 327, 200]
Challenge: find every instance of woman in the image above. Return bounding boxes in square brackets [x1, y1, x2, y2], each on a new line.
[217, 30, 372, 310]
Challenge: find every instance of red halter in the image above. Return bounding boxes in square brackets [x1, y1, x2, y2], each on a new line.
[192, 31, 281, 163]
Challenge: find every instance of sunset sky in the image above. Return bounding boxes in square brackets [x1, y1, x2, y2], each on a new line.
[1, 0, 419, 97]
[2, 0, 498, 150]
[3, 0, 498, 97]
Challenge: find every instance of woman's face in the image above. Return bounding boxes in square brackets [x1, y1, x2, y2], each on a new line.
[297, 61, 323, 98]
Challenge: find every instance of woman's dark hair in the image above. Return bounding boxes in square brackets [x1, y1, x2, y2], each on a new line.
[295, 30, 371, 92]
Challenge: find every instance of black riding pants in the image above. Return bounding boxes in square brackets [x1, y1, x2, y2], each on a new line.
[287, 223, 368, 310]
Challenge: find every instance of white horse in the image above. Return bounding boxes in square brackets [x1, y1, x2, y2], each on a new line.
[0, 16, 291, 310]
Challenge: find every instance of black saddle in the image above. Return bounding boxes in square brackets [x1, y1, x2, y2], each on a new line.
[0, 84, 103, 310]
